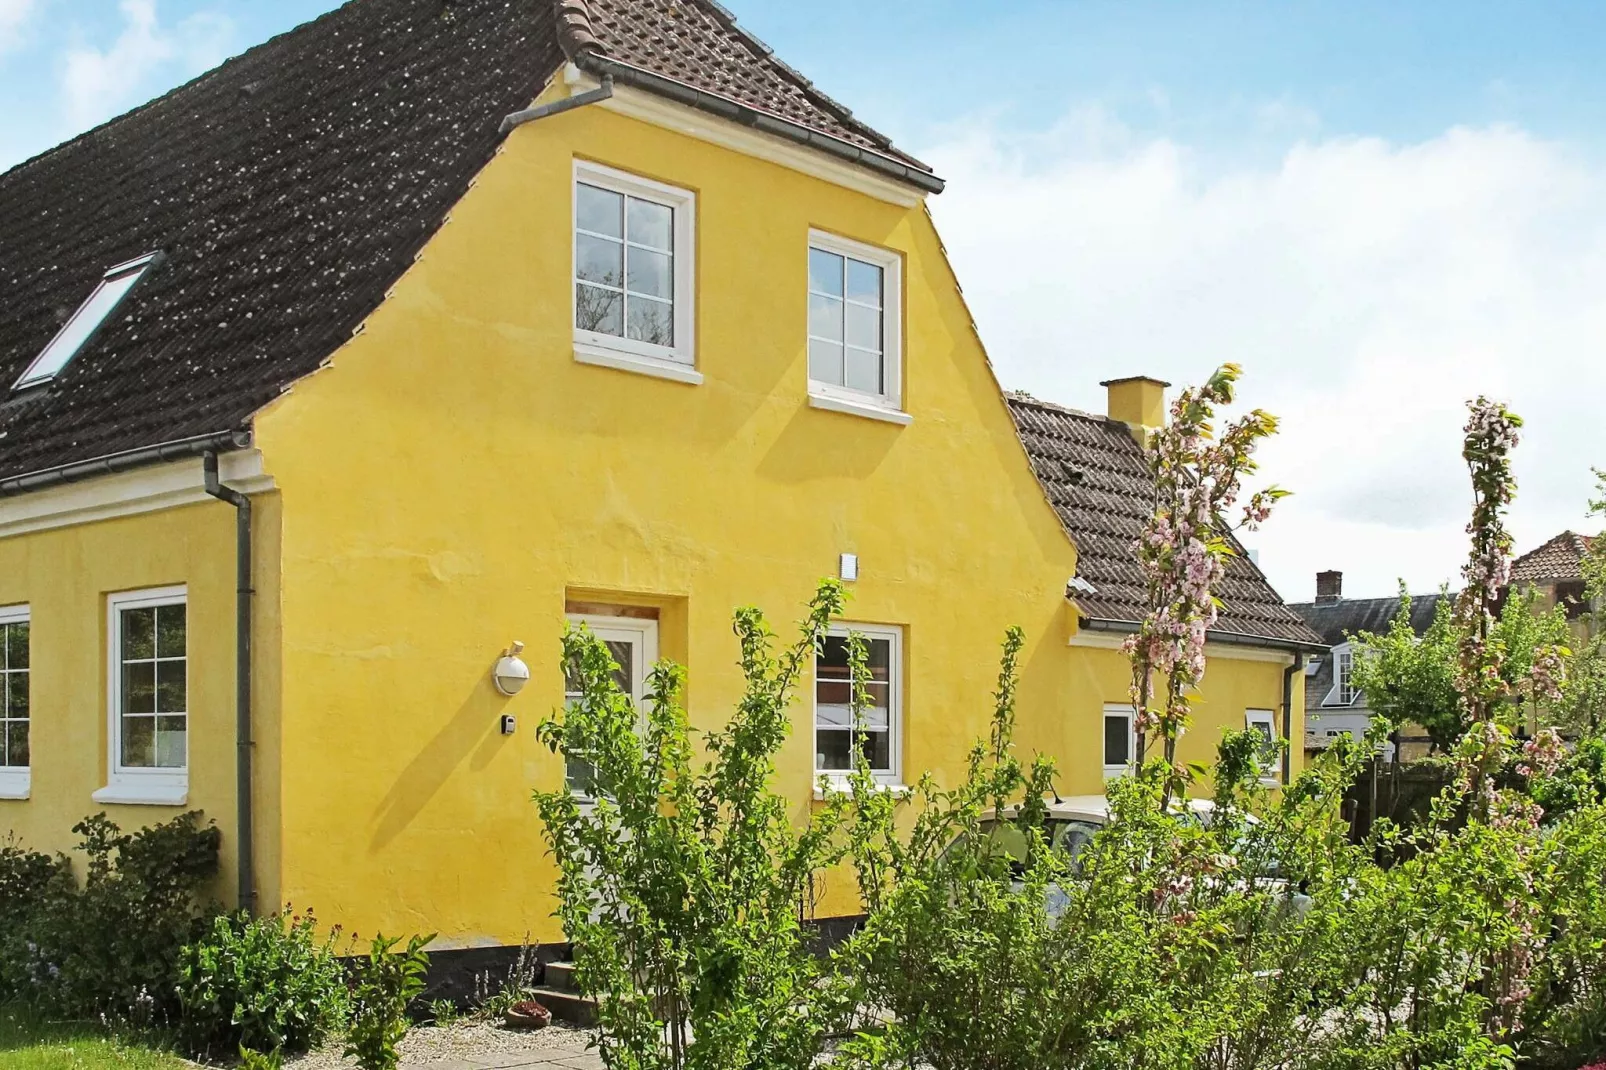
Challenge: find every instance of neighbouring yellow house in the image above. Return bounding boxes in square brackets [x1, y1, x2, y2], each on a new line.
[0, 0, 1322, 975]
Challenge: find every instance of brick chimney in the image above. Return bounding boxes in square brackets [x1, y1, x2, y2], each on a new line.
[1315, 570, 1343, 605]
[1100, 376, 1170, 443]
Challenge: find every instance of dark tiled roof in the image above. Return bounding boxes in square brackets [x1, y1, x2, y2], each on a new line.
[1289, 592, 1452, 712]
[1510, 531, 1594, 584]
[0, 0, 559, 482]
[556, 0, 931, 172]
[1288, 592, 1452, 648]
[1006, 393, 1323, 648]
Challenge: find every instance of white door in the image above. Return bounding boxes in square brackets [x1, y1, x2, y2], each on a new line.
[562, 614, 659, 794]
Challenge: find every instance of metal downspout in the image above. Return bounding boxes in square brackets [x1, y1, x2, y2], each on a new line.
[1281, 656, 1302, 784]
[500, 75, 613, 133]
[203, 452, 255, 915]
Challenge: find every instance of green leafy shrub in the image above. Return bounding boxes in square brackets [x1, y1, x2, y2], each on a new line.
[176, 908, 347, 1057]
[344, 932, 433, 1070]
[22, 811, 220, 1022]
[0, 834, 73, 998]
[534, 582, 855, 1070]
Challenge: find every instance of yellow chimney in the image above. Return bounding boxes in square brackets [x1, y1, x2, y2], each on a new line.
[1099, 375, 1170, 442]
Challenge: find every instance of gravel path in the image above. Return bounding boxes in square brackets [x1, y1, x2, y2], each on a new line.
[284, 1020, 600, 1070]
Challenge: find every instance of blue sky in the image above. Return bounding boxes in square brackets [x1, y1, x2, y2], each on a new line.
[3, 0, 1604, 600]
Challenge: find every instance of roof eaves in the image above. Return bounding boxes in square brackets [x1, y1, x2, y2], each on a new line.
[1077, 615, 1328, 655]
[567, 48, 945, 194]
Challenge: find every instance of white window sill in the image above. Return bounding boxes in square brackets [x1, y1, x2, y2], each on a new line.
[93, 779, 188, 807]
[0, 772, 30, 800]
[1103, 766, 1132, 781]
[813, 774, 909, 801]
[574, 342, 702, 385]
[807, 391, 912, 426]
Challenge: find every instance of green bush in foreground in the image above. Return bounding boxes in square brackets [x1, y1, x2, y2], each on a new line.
[344, 932, 433, 1070]
[4, 811, 220, 1023]
[177, 908, 348, 1057]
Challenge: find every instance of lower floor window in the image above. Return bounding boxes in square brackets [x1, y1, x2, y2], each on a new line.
[0, 606, 29, 790]
[1246, 709, 1280, 781]
[814, 623, 901, 781]
[97, 586, 189, 805]
[1103, 705, 1135, 778]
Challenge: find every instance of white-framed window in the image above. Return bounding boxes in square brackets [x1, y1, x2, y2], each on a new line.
[562, 614, 658, 796]
[572, 161, 698, 382]
[1245, 709, 1281, 783]
[814, 623, 902, 785]
[15, 253, 161, 390]
[94, 586, 188, 806]
[0, 605, 30, 800]
[806, 230, 905, 422]
[1103, 705, 1136, 780]
[1326, 644, 1356, 706]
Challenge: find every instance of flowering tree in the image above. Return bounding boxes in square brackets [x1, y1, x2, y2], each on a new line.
[1124, 364, 1286, 804]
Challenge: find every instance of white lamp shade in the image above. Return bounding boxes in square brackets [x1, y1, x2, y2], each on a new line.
[493, 653, 530, 696]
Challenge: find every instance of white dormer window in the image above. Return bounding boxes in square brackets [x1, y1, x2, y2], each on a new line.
[1324, 644, 1358, 706]
[15, 253, 160, 390]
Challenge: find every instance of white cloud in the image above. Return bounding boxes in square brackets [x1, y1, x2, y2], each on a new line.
[924, 115, 1606, 603]
[61, 0, 233, 130]
[0, 0, 38, 55]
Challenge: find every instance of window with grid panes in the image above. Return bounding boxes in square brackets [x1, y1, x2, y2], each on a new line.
[814, 625, 901, 781]
[0, 610, 28, 771]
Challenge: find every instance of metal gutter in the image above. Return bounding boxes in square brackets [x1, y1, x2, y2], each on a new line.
[567, 50, 946, 196]
[500, 75, 613, 134]
[203, 452, 255, 915]
[1076, 615, 1329, 657]
[0, 429, 250, 497]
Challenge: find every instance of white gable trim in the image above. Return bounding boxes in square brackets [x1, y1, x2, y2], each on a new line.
[560, 65, 924, 208]
[0, 450, 274, 538]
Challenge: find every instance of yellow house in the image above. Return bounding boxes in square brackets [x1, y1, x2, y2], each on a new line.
[0, 0, 1321, 971]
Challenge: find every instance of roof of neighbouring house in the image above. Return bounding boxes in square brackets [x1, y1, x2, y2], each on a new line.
[1288, 591, 1453, 712]
[1005, 393, 1324, 649]
[0, 0, 928, 486]
[1510, 530, 1595, 584]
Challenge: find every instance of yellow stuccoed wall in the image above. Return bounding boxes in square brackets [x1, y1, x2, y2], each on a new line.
[244, 88, 1300, 945]
[0, 495, 285, 908]
[0, 84, 1303, 944]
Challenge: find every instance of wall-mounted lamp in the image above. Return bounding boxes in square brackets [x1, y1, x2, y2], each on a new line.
[493, 640, 530, 696]
[839, 553, 859, 582]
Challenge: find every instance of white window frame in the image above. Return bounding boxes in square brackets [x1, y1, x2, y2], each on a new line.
[0, 604, 30, 800]
[572, 161, 699, 384]
[1245, 708, 1281, 784]
[814, 622, 904, 789]
[1325, 643, 1357, 707]
[563, 614, 659, 797]
[806, 230, 907, 424]
[15, 252, 161, 390]
[1102, 704, 1136, 780]
[95, 585, 188, 806]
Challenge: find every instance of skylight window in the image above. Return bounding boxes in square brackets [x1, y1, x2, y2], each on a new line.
[14, 252, 160, 390]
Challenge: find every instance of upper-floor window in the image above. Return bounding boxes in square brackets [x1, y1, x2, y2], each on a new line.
[807, 231, 905, 421]
[1103, 705, 1135, 779]
[814, 624, 902, 784]
[573, 162, 697, 380]
[15, 253, 160, 390]
[95, 586, 188, 806]
[0, 605, 29, 799]
[1331, 645, 1356, 706]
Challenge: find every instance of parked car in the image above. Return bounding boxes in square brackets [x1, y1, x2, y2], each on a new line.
[965, 795, 1313, 919]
